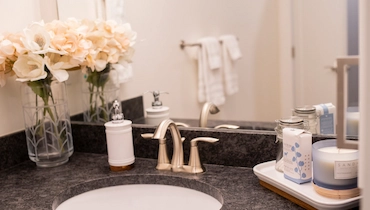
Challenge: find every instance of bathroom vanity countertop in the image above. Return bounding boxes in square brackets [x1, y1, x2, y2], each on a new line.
[0, 152, 304, 210]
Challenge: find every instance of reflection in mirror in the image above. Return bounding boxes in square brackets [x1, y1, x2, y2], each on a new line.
[59, 1, 356, 139]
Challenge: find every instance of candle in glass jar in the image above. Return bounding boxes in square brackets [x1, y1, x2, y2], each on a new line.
[312, 139, 358, 190]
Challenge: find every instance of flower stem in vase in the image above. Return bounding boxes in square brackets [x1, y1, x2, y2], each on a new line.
[84, 64, 112, 122]
[28, 79, 65, 152]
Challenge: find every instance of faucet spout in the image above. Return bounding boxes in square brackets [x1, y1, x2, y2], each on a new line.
[153, 119, 184, 172]
[199, 102, 220, 127]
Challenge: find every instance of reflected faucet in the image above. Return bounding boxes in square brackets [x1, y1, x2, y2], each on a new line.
[153, 119, 185, 172]
[199, 102, 220, 128]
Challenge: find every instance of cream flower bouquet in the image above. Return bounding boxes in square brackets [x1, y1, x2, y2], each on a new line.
[0, 18, 136, 98]
[77, 19, 136, 122]
[0, 18, 136, 167]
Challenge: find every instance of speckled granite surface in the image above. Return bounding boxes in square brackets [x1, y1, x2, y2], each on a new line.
[0, 122, 354, 210]
[0, 153, 304, 210]
[71, 122, 335, 168]
[0, 94, 358, 209]
[0, 121, 337, 171]
[0, 131, 28, 170]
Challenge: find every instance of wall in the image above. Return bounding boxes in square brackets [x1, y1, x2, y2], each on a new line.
[0, 0, 44, 136]
[0, 0, 281, 136]
[293, 0, 347, 107]
[122, 0, 281, 122]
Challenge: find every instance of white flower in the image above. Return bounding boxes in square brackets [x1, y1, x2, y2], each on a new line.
[0, 18, 136, 88]
[71, 39, 91, 63]
[44, 55, 70, 82]
[94, 52, 109, 72]
[13, 53, 47, 82]
[21, 21, 64, 55]
[0, 39, 15, 56]
[115, 23, 137, 47]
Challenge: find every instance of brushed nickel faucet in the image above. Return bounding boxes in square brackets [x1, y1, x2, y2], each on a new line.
[142, 119, 219, 173]
[199, 102, 240, 129]
[141, 133, 172, 170]
[199, 102, 220, 127]
[153, 119, 185, 172]
[188, 137, 219, 173]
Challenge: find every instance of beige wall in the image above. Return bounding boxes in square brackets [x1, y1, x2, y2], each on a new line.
[123, 0, 281, 122]
[0, 0, 283, 136]
[0, 0, 44, 136]
[293, 0, 347, 107]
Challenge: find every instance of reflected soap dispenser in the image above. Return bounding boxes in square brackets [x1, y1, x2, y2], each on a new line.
[145, 91, 170, 125]
[104, 100, 135, 171]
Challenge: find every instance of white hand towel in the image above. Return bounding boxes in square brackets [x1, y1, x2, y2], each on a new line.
[112, 61, 133, 84]
[220, 35, 242, 60]
[197, 37, 225, 106]
[219, 35, 242, 95]
[202, 37, 222, 70]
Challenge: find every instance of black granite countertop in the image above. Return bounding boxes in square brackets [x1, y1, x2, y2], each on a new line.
[0, 97, 359, 209]
[0, 152, 304, 210]
[0, 122, 347, 210]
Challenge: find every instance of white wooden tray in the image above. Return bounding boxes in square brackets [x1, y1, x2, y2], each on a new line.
[253, 160, 360, 210]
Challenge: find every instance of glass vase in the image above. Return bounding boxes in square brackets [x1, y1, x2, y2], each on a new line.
[21, 80, 74, 167]
[81, 63, 120, 123]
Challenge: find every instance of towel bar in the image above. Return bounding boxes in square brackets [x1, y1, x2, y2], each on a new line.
[180, 40, 202, 49]
[180, 38, 239, 50]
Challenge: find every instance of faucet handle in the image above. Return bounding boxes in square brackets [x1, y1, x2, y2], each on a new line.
[141, 133, 171, 170]
[190, 137, 219, 145]
[187, 137, 219, 173]
[141, 133, 154, 139]
[214, 124, 240, 129]
[175, 122, 190, 128]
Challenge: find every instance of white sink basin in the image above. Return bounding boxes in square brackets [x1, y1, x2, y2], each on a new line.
[56, 184, 222, 210]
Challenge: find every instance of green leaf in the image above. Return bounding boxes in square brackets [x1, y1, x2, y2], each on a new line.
[85, 64, 111, 88]
[28, 80, 46, 99]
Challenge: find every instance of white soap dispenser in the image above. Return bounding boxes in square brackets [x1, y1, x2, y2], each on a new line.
[145, 91, 170, 125]
[104, 100, 135, 171]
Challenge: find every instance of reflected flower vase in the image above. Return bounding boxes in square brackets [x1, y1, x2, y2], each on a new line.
[82, 63, 120, 123]
[21, 80, 74, 167]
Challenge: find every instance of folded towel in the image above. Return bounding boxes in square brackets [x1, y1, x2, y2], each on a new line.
[197, 37, 225, 106]
[220, 35, 242, 60]
[201, 37, 222, 70]
[219, 35, 242, 95]
[111, 61, 133, 84]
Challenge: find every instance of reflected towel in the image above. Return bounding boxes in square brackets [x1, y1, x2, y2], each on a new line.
[112, 62, 133, 84]
[219, 35, 242, 95]
[197, 37, 225, 106]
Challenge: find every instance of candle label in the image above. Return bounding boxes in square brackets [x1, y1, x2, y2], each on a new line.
[334, 159, 358, 179]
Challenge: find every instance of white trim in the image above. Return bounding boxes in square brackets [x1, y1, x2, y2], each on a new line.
[291, 0, 304, 107]
[278, 0, 294, 118]
[359, 0, 370, 208]
[39, 0, 59, 21]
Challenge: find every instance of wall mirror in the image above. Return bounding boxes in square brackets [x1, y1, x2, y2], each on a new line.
[54, 0, 358, 137]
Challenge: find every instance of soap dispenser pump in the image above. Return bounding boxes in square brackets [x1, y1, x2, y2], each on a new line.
[104, 100, 135, 171]
[145, 91, 170, 125]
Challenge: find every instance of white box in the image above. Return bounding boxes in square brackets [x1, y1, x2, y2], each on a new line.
[313, 103, 336, 134]
[283, 128, 312, 184]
